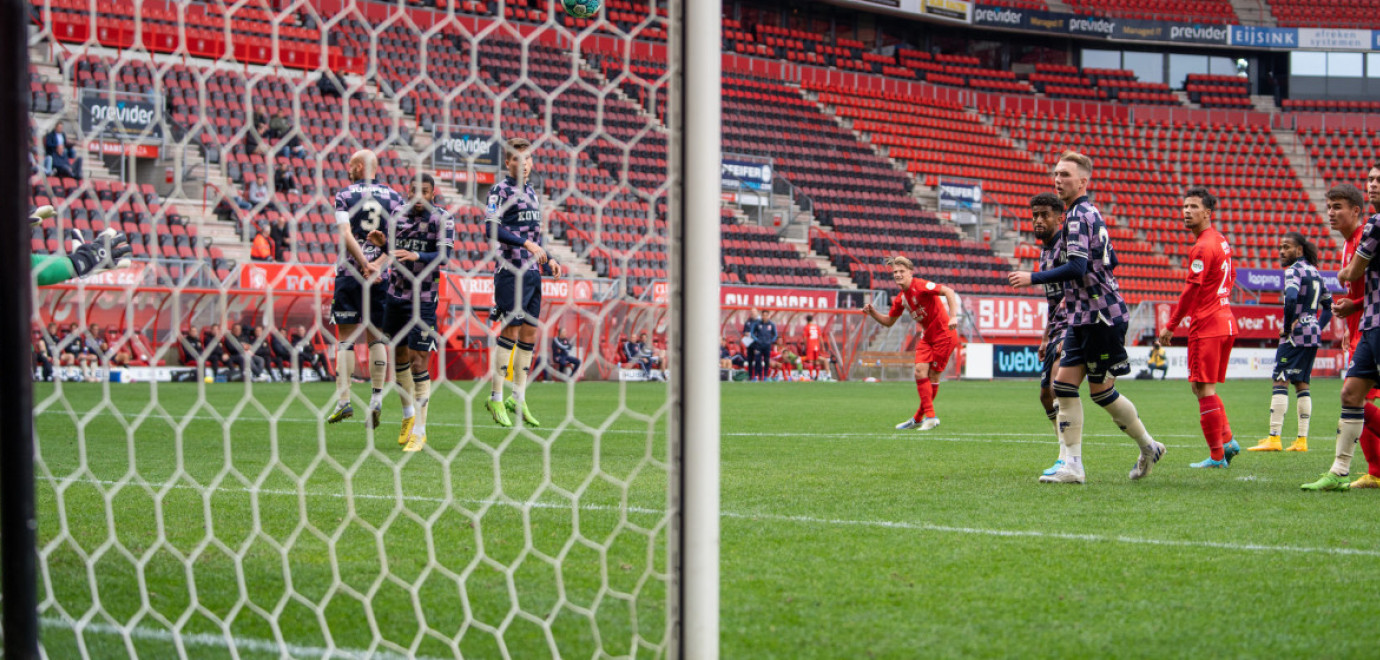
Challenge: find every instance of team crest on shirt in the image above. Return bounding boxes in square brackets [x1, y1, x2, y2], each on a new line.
[1068, 221, 1080, 233]
[1191, 259, 1205, 273]
[925, 282, 936, 290]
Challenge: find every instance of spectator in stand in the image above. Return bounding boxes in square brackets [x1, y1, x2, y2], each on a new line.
[622, 334, 654, 378]
[200, 325, 231, 378]
[49, 323, 76, 380]
[44, 120, 82, 180]
[251, 225, 274, 262]
[269, 111, 291, 141]
[248, 121, 270, 155]
[291, 325, 332, 381]
[257, 325, 292, 381]
[636, 332, 662, 370]
[225, 323, 267, 380]
[270, 216, 291, 262]
[248, 176, 269, 206]
[62, 322, 96, 381]
[317, 71, 342, 98]
[276, 166, 299, 193]
[33, 329, 54, 382]
[550, 329, 581, 379]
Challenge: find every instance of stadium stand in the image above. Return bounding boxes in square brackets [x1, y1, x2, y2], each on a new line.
[1270, 0, 1380, 29]
[1064, 0, 1239, 22]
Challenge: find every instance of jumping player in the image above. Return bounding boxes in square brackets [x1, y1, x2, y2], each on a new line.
[1157, 188, 1240, 469]
[1028, 192, 1070, 476]
[803, 315, 823, 380]
[1248, 232, 1329, 453]
[1009, 151, 1163, 484]
[485, 138, 558, 428]
[861, 256, 961, 431]
[374, 173, 453, 452]
[327, 150, 406, 428]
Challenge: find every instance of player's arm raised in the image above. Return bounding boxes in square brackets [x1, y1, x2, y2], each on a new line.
[861, 301, 900, 327]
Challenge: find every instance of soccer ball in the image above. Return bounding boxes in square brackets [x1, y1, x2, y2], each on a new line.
[561, 0, 602, 19]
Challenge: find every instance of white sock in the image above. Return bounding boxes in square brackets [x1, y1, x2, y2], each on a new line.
[1269, 386, 1288, 437]
[1096, 390, 1153, 450]
[369, 342, 387, 405]
[335, 343, 354, 403]
[413, 375, 431, 436]
[396, 365, 415, 418]
[1332, 408, 1363, 476]
[1297, 392, 1312, 439]
[512, 340, 534, 403]
[1056, 393, 1083, 463]
[492, 337, 514, 401]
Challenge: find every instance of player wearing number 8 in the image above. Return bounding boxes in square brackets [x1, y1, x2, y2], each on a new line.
[1159, 187, 1239, 469]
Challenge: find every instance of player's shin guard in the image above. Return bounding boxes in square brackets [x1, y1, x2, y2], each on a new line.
[1298, 390, 1313, 439]
[335, 342, 355, 402]
[1092, 388, 1153, 450]
[1199, 395, 1227, 459]
[1053, 381, 1083, 462]
[1269, 385, 1289, 437]
[914, 377, 934, 421]
[369, 342, 388, 407]
[491, 336, 514, 400]
[413, 371, 431, 435]
[1332, 407, 1364, 476]
[395, 365, 415, 417]
[512, 340, 535, 401]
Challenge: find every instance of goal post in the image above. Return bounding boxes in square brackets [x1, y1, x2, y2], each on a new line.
[668, 0, 721, 656]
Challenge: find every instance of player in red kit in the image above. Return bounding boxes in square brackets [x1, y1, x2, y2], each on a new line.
[803, 315, 823, 380]
[1159, 188, 1240, 468]
[1333, 171, 1380, 488]
[863, 256, 962, 431]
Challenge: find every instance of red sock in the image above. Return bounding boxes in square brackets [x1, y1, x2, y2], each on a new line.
[931, 382, 940, 400]
[915, 377, 934, 421]
[1200, 395, 1225, 460]
[1214, 395, 1233, 447]
[1363, 403, 1380, 477]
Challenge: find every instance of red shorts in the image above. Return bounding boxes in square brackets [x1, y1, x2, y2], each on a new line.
[805, 343, 820, 362]
[1188, 335, 1233, 384]
[916, 331, 958, 374]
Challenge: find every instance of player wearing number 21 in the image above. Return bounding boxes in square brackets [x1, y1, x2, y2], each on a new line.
[1158, 187, 1240, 469]
[327, 149, 407, 427]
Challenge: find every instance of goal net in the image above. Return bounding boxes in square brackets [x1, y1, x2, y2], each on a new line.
[19, 0, 714, 657]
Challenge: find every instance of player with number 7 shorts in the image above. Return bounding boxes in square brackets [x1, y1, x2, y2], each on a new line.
[1158, 187, 1239, 470]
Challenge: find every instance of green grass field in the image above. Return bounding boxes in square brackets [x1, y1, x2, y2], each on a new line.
[27, 377, 1380, 658]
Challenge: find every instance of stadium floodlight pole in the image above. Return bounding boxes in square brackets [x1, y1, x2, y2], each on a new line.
[668, 0, 721, 657]
[1, 0, 38, 654]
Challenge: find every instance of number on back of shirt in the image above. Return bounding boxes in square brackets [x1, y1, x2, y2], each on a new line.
[357, 198, 385, 233]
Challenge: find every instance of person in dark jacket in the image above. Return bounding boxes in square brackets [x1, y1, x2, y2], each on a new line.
[551, 329, 581, 379]
[44, 121, 83, 180]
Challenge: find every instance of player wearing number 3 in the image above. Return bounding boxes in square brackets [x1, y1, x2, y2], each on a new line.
[327, 149, 407, 427]
[1158, 188, 1240, 469]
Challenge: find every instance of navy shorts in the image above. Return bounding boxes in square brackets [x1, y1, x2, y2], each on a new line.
[331, 274, 388, 330]
[1060, 321, 1130, 385]
[1346, 328, 1380, 382]
[382, 296, 439, 352]
[1040, 334, 1063, 389]
[490, 269, 542, 328]
[1273, 344, 1318, 384]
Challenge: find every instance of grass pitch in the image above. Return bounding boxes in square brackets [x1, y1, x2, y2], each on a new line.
[29, 378, 1380, 658]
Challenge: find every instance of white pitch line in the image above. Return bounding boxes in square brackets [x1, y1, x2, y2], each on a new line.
[41, 616, 452, 660]
[38, 476, 1380, 558]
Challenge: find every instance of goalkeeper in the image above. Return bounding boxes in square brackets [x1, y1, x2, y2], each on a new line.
[30, 205, 133, 285]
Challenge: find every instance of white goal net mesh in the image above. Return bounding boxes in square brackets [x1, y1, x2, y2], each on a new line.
[25, 0, 678, 657]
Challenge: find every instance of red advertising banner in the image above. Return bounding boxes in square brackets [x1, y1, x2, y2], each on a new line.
[240, 262, 336, 292]
[441, 274, 597, 307]
[1156, 303, 1343, 341]
[76, 261, 149, 287]
[654, 282, 839, 309]
[435, 169, 496, 184]
[86, 141, 160, 157]
[970, 295, 1050, 338]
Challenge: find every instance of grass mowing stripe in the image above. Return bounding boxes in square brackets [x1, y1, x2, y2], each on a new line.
[41, 476, 1380, 559]
[40, 616, 449, 660]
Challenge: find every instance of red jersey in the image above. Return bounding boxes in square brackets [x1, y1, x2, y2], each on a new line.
[890, 278, 954, 341]
[805, 322, 821, 350]
[1168, 227, 1236, 339]
[1343, 226, 1364, 345]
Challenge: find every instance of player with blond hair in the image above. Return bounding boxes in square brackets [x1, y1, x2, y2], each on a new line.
[862, 256, 961, 431]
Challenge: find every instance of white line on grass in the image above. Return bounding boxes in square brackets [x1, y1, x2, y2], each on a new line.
[41, 616, 451, 660]
[39, 476, 1380, 558]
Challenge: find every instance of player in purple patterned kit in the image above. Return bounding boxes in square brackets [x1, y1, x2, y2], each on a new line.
[327, 150, 407, 429]
[1028, 192, 1072, 477]
[1250, 232, 1329, 454]
[1009, 151, 1162, 485]
[371, 173, 454, 452]
[484, 137, 561, 428]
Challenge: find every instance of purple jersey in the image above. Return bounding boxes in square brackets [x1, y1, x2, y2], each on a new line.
[1353, 213, 1380, 332]
[1060, 197, 1130, 327]
[485, 175, 543, 272]
[334, 179, 406, 277]
[1284, 259, 1330, 347]
[1040, 228, 1070, 343]
[387, 204, 455, 306]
